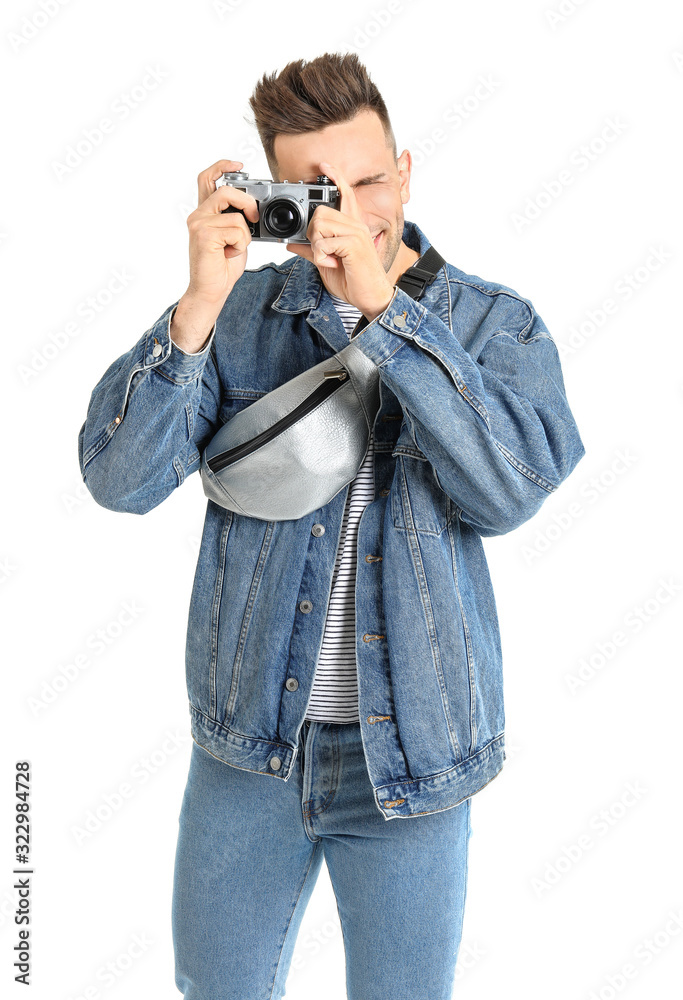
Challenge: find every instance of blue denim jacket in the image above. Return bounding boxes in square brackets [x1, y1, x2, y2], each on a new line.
[78, 220, 585, 820]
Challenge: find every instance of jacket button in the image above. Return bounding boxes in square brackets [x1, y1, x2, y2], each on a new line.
[392, 314, 407, 329]
[299, 600, 313, 614]
[152, 343, 162, 357]
[311, 523, 325, 536]
[269, 757, 281, 770]
[285, 677, 299, 691]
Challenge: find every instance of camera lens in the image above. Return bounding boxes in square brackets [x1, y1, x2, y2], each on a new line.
[263, 199, 302, 238]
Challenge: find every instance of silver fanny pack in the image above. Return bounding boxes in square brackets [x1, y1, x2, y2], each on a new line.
[200, 246, 445, 521]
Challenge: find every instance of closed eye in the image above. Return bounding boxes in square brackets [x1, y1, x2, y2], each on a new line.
[353, 173, 389, 187]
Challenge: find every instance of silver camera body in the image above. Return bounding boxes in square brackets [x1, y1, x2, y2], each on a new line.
[216, 170, 340, 243]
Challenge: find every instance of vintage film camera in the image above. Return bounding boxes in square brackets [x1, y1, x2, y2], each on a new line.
[216, 170, 340, 243]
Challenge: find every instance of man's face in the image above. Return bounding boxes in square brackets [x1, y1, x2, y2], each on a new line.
[272, 109, 413, 277]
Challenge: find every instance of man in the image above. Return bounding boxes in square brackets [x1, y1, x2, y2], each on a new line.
[78, 52, 585, 1000]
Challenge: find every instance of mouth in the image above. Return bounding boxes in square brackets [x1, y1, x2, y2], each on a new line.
[372, 231, 383, 249]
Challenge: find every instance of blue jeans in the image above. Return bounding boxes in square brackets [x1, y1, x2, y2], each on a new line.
[172, 721, 472, 1000]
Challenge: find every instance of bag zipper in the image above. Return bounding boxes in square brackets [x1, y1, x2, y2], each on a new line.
[207, 369, 349, 474]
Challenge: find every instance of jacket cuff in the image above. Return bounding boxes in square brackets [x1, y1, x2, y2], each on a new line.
[352, 286, 426, 366]
[142, 302, 216, 384]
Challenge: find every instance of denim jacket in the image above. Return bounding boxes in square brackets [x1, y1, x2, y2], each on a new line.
[78, 220, 585, 820]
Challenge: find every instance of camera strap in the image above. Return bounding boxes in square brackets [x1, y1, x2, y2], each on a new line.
[350, 244, 446, 339]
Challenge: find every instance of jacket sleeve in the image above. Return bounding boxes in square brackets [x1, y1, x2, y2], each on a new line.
[77, 301, 221, 514]
[352, 284, 586, 537]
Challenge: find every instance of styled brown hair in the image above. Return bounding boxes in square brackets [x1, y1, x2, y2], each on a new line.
[246, 52, 397, 176]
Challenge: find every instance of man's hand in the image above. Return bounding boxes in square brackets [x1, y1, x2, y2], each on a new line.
[286, 160, 395, 322]
[171, 159, 260, 353]
[186, 159, 260, 307]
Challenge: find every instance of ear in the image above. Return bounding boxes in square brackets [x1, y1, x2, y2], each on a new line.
[397, 149, 412, 205]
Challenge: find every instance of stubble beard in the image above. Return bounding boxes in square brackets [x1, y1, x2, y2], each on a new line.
[379, 209, 405, 274]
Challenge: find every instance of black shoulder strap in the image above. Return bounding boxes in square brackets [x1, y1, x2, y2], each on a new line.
[395, 245, 445, 301]
[350, 244, 445, 339]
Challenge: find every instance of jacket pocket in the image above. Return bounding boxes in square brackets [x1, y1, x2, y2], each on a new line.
[391, 450, 451, 535]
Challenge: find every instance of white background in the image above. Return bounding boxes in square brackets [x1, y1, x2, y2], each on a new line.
[3, 0, 682, 997]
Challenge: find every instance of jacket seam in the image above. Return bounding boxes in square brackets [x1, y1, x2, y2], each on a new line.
[374, 733, 504, 793]
[446, 507, 477, 751]
[400, 457, 461, 758]
[444, 265, 453, 332]
[493, 439, 557, 492]
[413, 339, 491, 428]
[191, 704, 293, 751]
[446, 275, 533, 340]
[150, 365, 202, 387]
[82, 360, 148, 468]
[488, 329, 554, 346]
[244, 260, 294, 275]
[173, 456, 184, 487]
[412, 338, 558, 494]
[210, 510, 233, 719]
[82, 425, 115, 468]
[226, 522, 276, 721]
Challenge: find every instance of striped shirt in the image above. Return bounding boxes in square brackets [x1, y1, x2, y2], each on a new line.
[304, 293, 375, 724]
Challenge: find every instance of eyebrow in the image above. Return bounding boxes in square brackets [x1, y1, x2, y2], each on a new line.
[352, 172, 388, 186]
[298, 171, 389, 186]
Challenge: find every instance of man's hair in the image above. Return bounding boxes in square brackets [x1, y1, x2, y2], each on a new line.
[246, 52, 397, 177]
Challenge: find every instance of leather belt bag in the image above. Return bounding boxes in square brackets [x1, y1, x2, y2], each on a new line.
[200, 245, 445, 521]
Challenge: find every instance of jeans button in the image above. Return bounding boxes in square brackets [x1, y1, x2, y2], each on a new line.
[311, 523, 325, 536]
[269, 757, 282, 770]
[299, 600, 313, 614]
[285, 677, 299, 691]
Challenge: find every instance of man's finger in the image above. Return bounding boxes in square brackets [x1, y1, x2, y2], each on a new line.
[197, 159, 244, 207]
[319, 160, 361, 221]
[307, 208, 361, 242]
[287, 242, 339, 268]
[286, 243, 313, 261]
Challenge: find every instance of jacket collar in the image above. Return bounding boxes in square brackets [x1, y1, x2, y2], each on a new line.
[271, 220, 452, 332]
